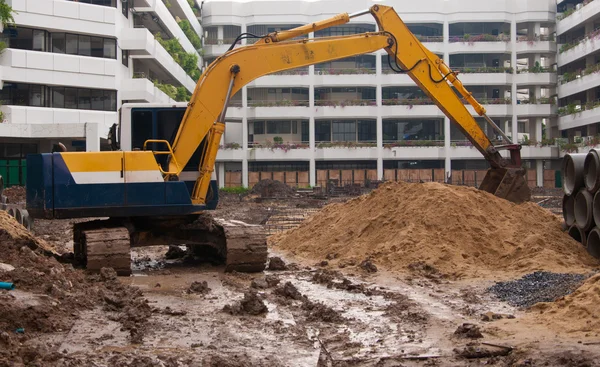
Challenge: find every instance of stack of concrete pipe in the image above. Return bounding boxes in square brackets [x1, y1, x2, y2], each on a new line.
[563, 151, 600, 258]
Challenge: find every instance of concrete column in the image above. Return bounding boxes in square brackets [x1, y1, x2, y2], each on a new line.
[511, 19, 518, 143]
[217, 25, 224, 44]
[218, 162, 225, 188]
[310, 159, 316, 187]
[309, 116, 315, 149]
[377, 116, 383, 180]
[536, 160, 544, 187]
[444, 117, 451, 182]
[240, 23, 247, 46]
[85, 122, 101, 152]
[535, 118, 543, 142]
[242, 159, 248, 187]
[443, 21, 449, 44]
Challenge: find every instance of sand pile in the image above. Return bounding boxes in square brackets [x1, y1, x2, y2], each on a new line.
[271, 181, 600, 278]
[528, 273, 600, 333]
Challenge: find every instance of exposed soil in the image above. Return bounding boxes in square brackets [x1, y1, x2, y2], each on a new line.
[271, 181, 600, 279]
[2, 184, 600, 366]
[2, 186, 26, 204]
[250, 179, 297, 198]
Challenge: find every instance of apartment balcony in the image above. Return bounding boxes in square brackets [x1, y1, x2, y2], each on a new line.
[381, 144, 445, 160]
[314, 68, 377, 87]
[7, 0, 116, 36]
[202, 38, 241, 56]
[248, 146, 311, 161]
[246, 101, 310, 119]
[133, 0, 202, 66]
[381, 100, 445, 119]
[556, 0, 600, 36]
[515, 71, 556, 86]
[119, 28, 196, 92]
[558, 66, 600, 99]
[380, 73, 418, 87]
[170, 0, 202, 34]
[315, 145, 379, 160]
[248, 69, 310, 88]
[0, 105, 116, 134]
[558, 103, 600, 130]
[120, 78, 175, 103]
[447, 144, 558, 160]
[515, 38, 556, 54]
[453, 67, 514, 85]
[464, 99, 513, 117]
[447, 35, 511, 54]
[558, 31, 600, 67]
[0, 49, 117, 89]
[314, 100, 378, 118]
[515, 101, 557, 117]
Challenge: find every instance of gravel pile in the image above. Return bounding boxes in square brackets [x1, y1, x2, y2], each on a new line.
[487, 271, 589, 308]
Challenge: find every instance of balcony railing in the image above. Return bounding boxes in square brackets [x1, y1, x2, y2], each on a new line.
[229, 100, 243, 107]
[517, 97, 556, 105]
[382, 98, 434, 106]
[248, 141, 310, 150]
[383, 140, 445, 147]
[449, 34, 510, 43]
[559, 63, 600, 85]
[452, 66, 513, 74]
[314, 67, 376, 75]
[559, 27, 600, 54]
[270, 69, 309, 76]
[558, 99, 600, 116]
[462, 97, 512, 105]
[315, 99, 377, 107]
[516, 66, 553, 74]
[248, 100, 309, 107]
[204, 38, 242, 46]
[415, 35, 443, 43]
[316, 141, 378, 148]
[557, 0, 595, 21]
[516, 34, 555, 43]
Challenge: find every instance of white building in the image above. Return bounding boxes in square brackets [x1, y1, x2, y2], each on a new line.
[0, 0, 202, 184]
[555, 0, 600, 144]
[0, 0, 563, 189]
[203, 0, 561, 188]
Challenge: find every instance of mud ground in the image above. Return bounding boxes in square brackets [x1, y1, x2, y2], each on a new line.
[4, 187, 596, 366]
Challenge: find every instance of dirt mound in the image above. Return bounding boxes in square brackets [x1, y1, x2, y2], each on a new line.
[0, 212, 152, 363]
[3, 186, 26, 204]
[250, 179, 296, 198]
[271, 181, 600, 278]
[529, 273, 600, 333]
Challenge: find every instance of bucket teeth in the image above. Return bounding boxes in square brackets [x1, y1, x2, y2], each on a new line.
[479, 167, 531, 204]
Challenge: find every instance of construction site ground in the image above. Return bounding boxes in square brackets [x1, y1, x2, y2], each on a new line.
[2, 184, 600, 366]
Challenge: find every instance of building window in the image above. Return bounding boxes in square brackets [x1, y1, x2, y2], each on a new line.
[332, 121, 356, 142]
[122, 50, 129, 67]
[254, 121, 265, 134]
[3, 27, 47, 52]
[357, 120, 376, 141]
[68, 0, 117, 7]
[2, 27, 117, 59]
[267, 121, 291, 134]
[315, 121, 331, 142]
[0, 83, 117, 111]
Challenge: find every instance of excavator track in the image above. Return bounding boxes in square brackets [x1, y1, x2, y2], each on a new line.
[222, 225, 268, 273]
[73, 222, 132, 276]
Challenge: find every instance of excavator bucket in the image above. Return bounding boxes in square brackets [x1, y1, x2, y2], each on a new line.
[478, 167, 531, 204]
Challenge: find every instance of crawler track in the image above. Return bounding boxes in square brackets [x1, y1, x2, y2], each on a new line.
[74, 222, 132, 276]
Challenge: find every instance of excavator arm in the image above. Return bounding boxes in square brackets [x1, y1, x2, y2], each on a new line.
[165, 4, 530, 204]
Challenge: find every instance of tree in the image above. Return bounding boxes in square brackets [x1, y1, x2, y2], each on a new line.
[0, 0, 15, 28]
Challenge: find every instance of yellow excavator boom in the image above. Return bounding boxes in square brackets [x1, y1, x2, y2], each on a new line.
[165, 4, 531, 204]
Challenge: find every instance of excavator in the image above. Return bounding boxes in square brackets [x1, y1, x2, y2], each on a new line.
[25, 4, 531, 276]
